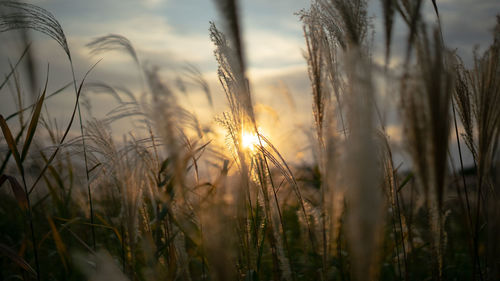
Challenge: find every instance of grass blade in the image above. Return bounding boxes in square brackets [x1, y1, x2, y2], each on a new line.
[20, 66, 49, 162]
[5, 82, 71, 122]
[46, 215, 68, 271]
[0, 115, 23, 174]
[0, 174, 28, 210]
[0, 124, 26, 175]
[0, 43, 31, 92]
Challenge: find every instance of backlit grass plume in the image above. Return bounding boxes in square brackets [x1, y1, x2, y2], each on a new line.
[0, 1, 70, 58]
[87, 34, 139, 66]
[400, 26, 453, 280]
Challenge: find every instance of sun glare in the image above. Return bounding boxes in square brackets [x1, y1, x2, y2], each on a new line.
[241, 131, 260, 151]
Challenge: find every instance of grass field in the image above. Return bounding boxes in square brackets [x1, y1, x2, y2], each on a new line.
[0, 0, 499, 280]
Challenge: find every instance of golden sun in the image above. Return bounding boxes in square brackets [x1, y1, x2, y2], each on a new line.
[241, 131, 260, 151]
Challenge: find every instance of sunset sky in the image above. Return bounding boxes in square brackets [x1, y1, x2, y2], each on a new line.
[1, 0, 498, 165]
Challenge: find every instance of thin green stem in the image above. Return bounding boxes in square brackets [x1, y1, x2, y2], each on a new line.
[69, 61, 96, 249]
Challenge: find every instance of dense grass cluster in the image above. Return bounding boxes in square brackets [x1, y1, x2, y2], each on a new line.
[1, 0, 499, 280]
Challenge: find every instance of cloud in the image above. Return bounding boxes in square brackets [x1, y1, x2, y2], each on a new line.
[244, 29, 305, 68]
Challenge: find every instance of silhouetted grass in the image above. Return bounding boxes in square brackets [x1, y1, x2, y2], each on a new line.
[1, 1, 499, 281]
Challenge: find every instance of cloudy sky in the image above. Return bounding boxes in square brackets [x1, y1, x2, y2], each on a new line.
[0, 0, 498, 164]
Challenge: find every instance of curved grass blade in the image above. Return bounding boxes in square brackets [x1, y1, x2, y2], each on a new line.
[397, 172, 414, 192]
[431, 0, 439, 18]
[0, 42, 30, 91]
[20, 66, 49, 162]
[0, 115, 22, 175]
[5, 82, 71, 121]
[0, 174, 28, 210]
[0, 124, 25, 175]
[46, 215, 68, 271]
